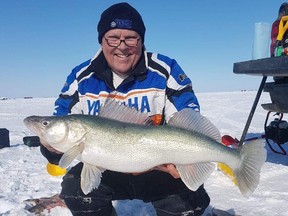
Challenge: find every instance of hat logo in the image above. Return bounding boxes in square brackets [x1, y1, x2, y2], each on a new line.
[112, 19, 132, 29]
[110, 21, 117, 28]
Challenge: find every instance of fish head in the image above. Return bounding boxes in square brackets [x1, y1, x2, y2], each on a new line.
[24, 115, 85, 152]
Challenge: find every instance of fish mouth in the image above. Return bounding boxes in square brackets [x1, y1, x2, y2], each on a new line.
[24, 116, 34, 130]
[23, 116, 44, 136]
[23, 116, 34, 126]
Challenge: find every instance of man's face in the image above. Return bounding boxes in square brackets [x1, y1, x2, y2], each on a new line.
[101, 29, 143, 75]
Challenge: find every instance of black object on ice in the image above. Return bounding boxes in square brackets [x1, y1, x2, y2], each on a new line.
[0, 128, 10, 148]
[23, 136, 41, 147]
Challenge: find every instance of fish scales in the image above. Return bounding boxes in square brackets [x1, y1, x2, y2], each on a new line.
[78, 116, 238, 172]
[24, 100, 266, 197]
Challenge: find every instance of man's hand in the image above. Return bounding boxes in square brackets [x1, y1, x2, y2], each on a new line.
[130, 164, 180, 179]
[153, 164, 180, 179]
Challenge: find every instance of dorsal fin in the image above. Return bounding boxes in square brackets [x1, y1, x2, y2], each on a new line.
[99, 98, 153, 125]
[168, 108, 221, 142]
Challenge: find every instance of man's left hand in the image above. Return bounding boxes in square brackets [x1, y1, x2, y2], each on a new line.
[129, 163, 180, 178]
[153, 164, 180, 179]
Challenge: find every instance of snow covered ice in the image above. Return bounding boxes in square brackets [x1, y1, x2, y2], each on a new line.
[0, 91, 288, 216]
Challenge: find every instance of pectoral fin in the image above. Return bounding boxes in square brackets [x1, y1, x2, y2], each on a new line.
[176, 163, 215, 191]
[80, 163, 105, 195]
[59, 143, 85, 168]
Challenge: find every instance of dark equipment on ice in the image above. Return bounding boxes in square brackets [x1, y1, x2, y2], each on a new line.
[234, 56, 288, 155]
[262, 75, 288, 154]
[0, 128, 10, 148]
[264, 112, 288, 155]
[23, 136, 41, 147]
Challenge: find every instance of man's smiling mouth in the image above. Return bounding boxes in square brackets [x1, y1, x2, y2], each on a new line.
[115, 54, 130, 58]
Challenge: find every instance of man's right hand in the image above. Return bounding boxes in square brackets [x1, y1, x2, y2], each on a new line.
[40, 140, 63, 165]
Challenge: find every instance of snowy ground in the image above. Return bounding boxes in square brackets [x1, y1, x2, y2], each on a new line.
[0, 91, 288, 216]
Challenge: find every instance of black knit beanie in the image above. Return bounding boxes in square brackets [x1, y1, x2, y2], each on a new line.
[97, 2, 146, 44]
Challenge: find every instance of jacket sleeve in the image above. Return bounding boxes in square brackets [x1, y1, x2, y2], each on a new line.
[53, 59, 91, 116]
[40, 60, 91, 164]
[270, 20, 280, 57]
[163, 57, 200, 122]
[40, 144, 63, 165]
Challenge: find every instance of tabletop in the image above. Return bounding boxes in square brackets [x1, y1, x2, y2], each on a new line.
[233, 56, 288, 77]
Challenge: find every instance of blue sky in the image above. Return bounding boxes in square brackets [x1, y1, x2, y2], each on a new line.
[0, 1, 285, 98]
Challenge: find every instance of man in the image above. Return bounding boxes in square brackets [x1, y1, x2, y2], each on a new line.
[270, 2, 288, 84]
[40, 2, 210, 216]
[270, 2, 288, 56]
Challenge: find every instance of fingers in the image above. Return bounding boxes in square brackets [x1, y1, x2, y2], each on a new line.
[165, 164, 180, 179]
[153, 164, 180, 179]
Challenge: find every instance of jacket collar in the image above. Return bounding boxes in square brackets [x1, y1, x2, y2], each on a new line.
[87, 48, 148, 90]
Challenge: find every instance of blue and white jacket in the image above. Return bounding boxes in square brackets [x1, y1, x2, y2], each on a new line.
[53, 48, 199, 125]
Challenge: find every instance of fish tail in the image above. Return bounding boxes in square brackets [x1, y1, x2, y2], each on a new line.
[234, 139, 267, 198]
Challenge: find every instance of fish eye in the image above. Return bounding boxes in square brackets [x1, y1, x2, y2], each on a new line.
[42, 120, 50, 126]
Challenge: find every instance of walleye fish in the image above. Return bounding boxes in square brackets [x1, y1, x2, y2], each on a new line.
[24, 99, 266, 197]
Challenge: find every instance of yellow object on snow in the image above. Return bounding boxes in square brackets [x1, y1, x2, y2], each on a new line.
[46, 162, 67, 176]
[217, 163, 237, 185]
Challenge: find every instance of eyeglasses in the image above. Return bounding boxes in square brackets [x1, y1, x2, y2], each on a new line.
[104, 36, 140, 47]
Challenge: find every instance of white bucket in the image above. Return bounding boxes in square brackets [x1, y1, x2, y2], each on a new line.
[252, 22, 271, 59]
